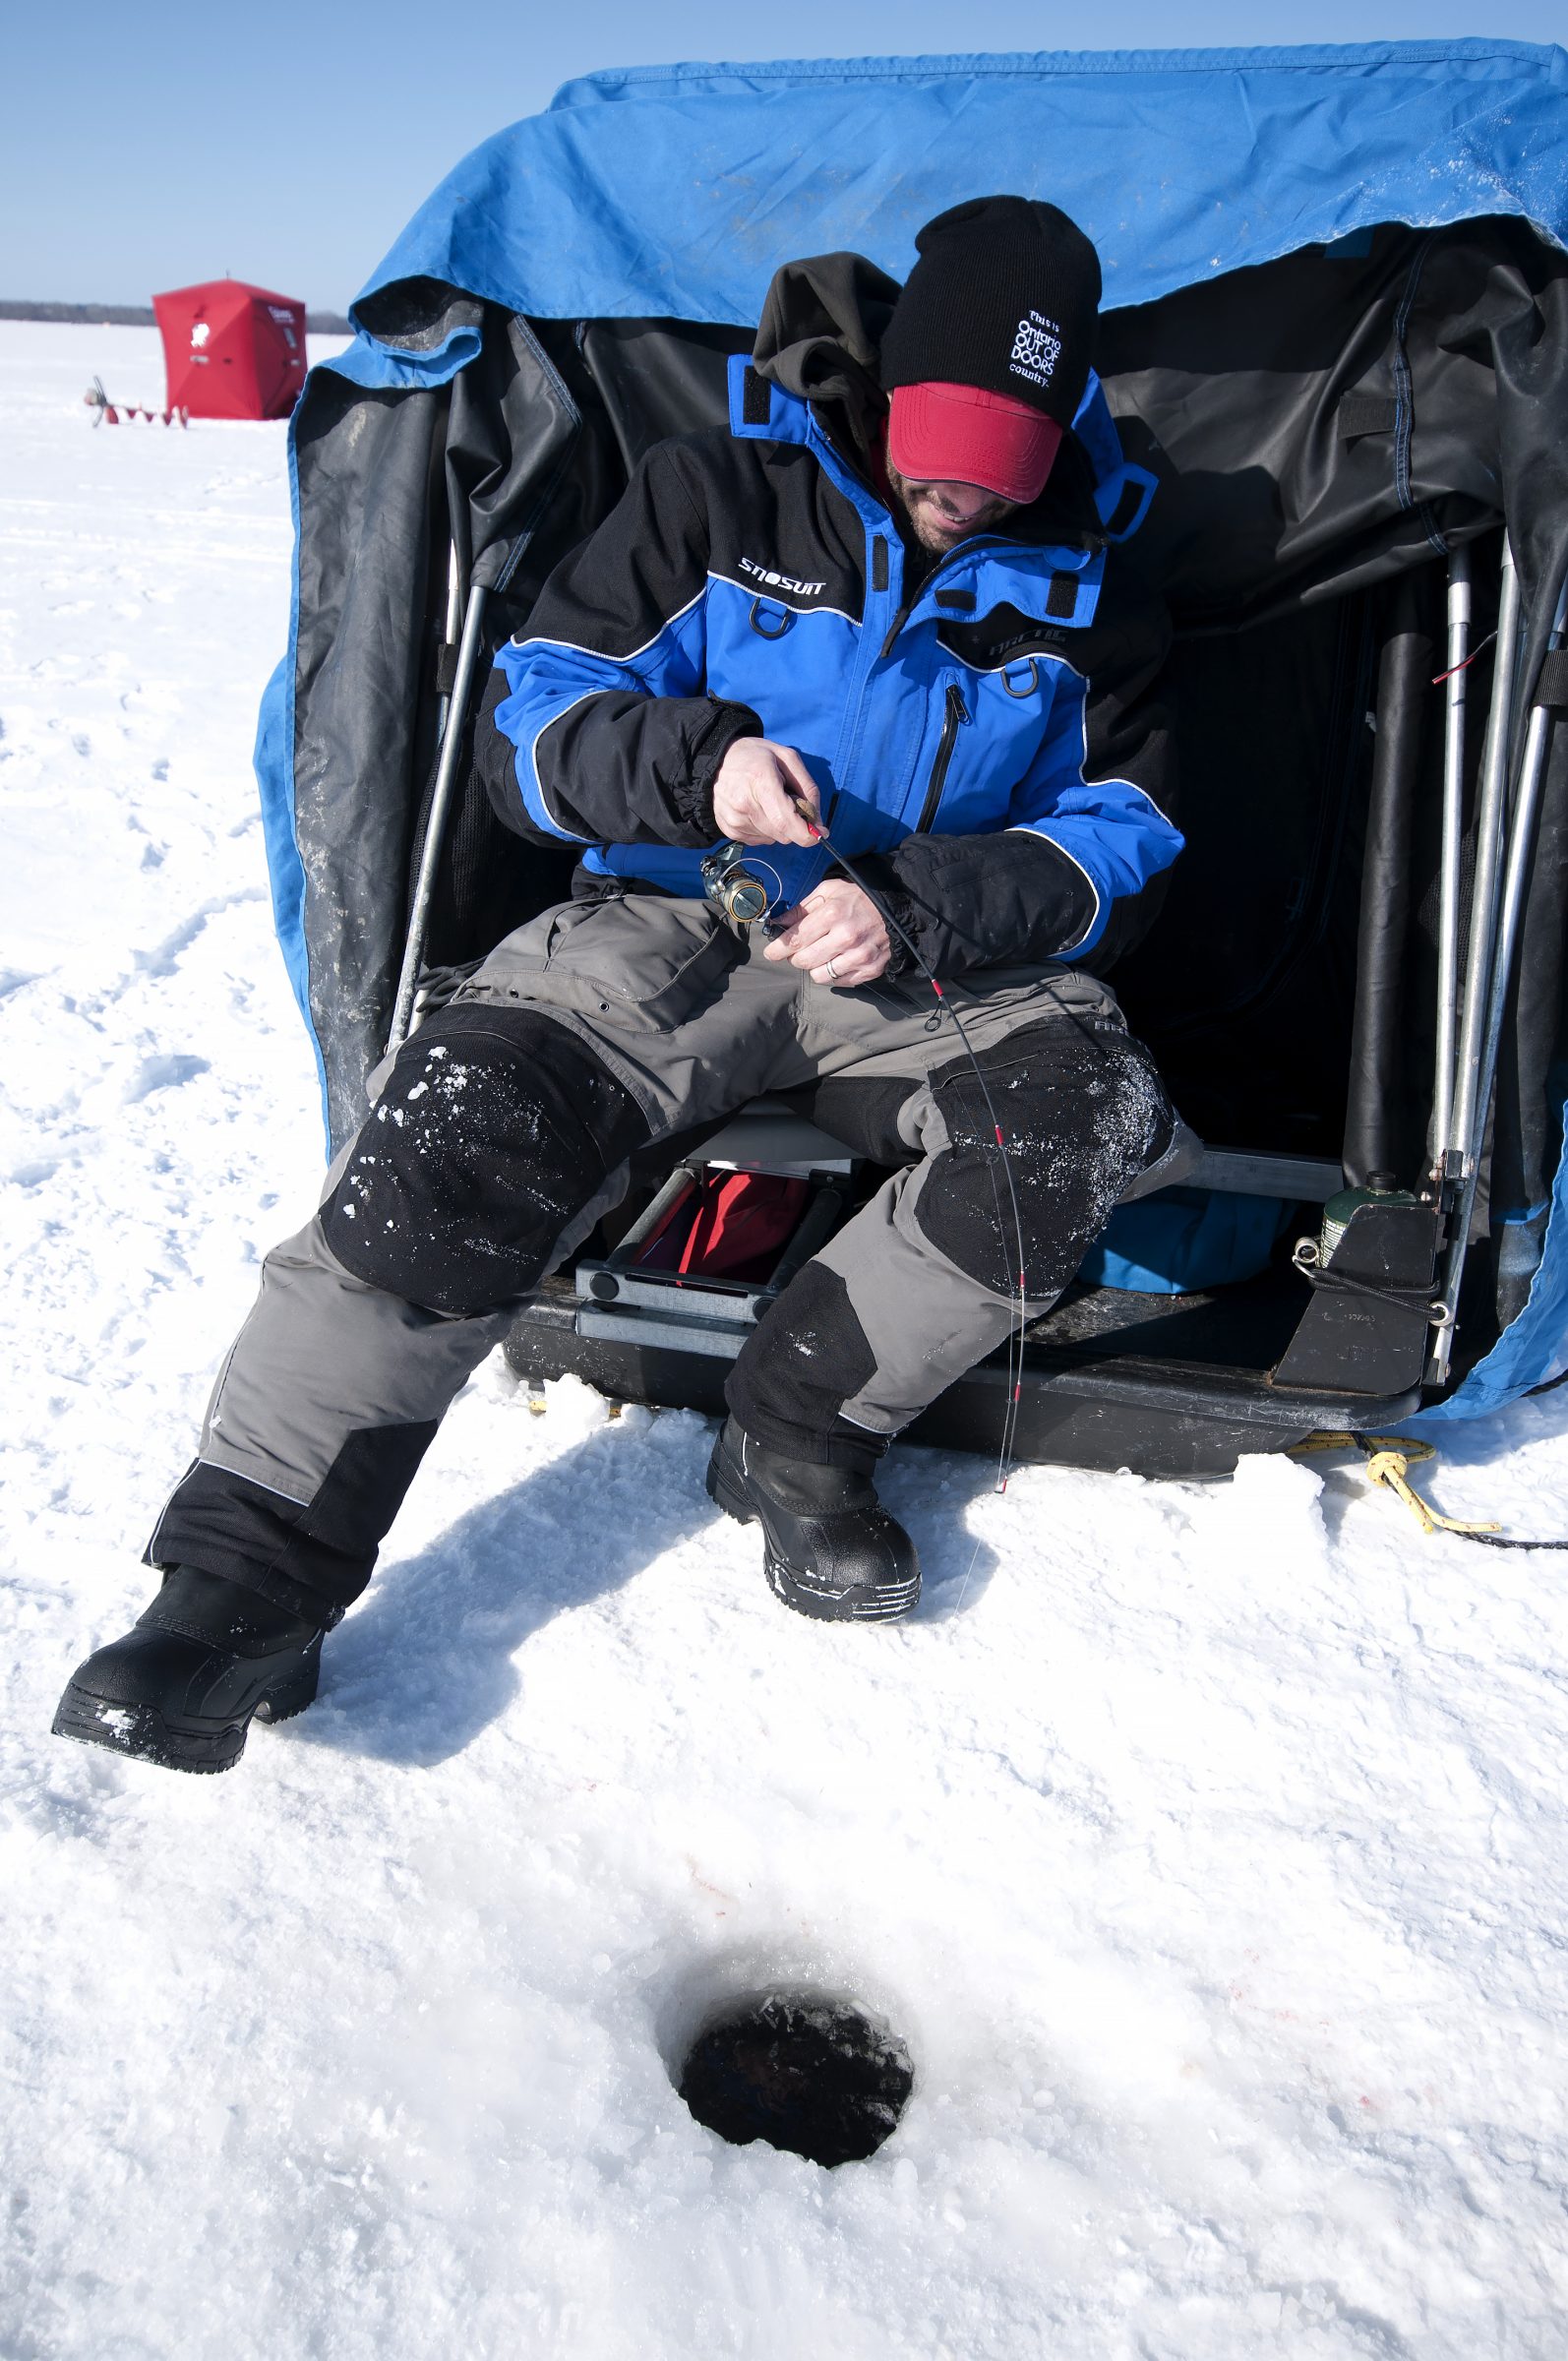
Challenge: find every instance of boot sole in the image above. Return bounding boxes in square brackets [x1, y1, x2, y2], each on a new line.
[705, 1448, 921, 1625]
[51, 1649, 321, 1775]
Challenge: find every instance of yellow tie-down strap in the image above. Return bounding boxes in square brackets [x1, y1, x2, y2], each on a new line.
[1290, 1431, 1501, 1539]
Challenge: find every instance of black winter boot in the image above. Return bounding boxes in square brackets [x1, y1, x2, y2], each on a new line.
[705, 1418, 921, 1623]
[52, 1568, 324, 1775]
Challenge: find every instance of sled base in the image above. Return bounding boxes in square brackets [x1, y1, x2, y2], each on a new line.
[504, 1273, 1422, 1481]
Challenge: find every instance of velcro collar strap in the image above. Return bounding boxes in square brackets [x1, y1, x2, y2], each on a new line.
[1093, 460, 1157, 542]
[1072, 371, 1157, 543]
[907, 543, 1106, 636]
[727, 354, 811, 445]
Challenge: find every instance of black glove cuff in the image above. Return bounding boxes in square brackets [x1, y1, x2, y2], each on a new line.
[677, 700, 765, 832]
[879, 827, 1099, 978]
[839, 852, 924, 978]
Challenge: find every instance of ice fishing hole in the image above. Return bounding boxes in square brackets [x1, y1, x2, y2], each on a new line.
[676, 1989, 914, 2168]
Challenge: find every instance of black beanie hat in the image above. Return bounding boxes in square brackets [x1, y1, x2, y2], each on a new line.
[879, 196, 1102, 431]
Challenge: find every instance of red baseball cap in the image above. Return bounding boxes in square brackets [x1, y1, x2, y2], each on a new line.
[887, 381, 1062, 506]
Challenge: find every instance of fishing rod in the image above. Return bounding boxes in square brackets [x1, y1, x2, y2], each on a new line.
[702, 808, 1033, 1491]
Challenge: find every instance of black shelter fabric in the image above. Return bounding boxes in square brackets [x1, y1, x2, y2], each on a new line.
[291, 368, 449, 1151]
[290, 303, 618, 1145]
[1113, 593, 1377, 1158]
[1345, 579, 1434, 1189]
[1097, 220, 1568, 649]
[575, 319, 752, 473]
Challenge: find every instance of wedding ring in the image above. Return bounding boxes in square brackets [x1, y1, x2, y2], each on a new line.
[824, 958, 840, 981]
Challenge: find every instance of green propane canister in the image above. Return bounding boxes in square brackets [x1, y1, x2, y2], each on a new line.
[1319, 1184, 1419, 1262]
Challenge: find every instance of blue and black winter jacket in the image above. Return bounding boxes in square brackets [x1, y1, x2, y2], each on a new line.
[483, 251, 1183, 978]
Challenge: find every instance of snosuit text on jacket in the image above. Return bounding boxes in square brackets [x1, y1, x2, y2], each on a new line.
[484, 350, 1183, 976]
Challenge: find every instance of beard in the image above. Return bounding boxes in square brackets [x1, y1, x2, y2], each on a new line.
[884, 460, 1018, 554]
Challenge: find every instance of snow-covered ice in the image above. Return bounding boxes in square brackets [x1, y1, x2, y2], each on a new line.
[5, 323, 1568, 2360]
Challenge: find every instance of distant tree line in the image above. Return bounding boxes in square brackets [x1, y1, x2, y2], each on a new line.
[0, 300, 353, 333]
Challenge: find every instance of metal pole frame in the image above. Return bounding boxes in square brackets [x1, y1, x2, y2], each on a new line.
[385, 578, 492, 1059]
[434, 541, 464, 752]
[1446, 542, 1523, 1174]
[1431, 544, 1472, 1162]
[1430, 567, 1568, 1384]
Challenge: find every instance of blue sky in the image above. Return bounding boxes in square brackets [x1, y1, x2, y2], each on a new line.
[5, 1, 1564, 308]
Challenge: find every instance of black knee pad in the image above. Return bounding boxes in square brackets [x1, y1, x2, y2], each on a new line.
[322, 1004, 649, 1315]
[916, 1022, 1176, 1298]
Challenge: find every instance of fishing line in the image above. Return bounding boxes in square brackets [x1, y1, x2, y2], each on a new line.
[788, 812, 1033, 1494]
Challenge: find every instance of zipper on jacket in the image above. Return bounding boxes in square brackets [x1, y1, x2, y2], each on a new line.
[917, 684, 969, 832]
[877, 537, 1013, 660]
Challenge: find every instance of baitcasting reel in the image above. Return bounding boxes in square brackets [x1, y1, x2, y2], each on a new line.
[700, 842, 772, 926]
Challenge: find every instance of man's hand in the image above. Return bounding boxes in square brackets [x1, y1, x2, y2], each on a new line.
[711, 738, 822, 847]
[763, 878, 891, 988]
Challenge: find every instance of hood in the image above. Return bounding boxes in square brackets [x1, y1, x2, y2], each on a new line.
[752, 250, 898, 469]
[753, 250, 898, 402]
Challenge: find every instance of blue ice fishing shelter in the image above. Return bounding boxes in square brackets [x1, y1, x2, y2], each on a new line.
[258, 41, 1568, 1475]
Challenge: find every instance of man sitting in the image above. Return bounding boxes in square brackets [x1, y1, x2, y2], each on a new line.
[54, 195, 1184, 1774]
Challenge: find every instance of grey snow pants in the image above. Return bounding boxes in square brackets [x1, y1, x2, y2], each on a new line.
[149, 895, 1180, 1626]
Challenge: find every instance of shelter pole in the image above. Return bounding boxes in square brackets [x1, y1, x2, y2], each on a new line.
[435, 542, 464, 749]
[1429, 570, 1568, 1384]
[1431, 545, 1472, 1165]
[1447, 541, 1522, 1171]
[385, 581, 491, 1059]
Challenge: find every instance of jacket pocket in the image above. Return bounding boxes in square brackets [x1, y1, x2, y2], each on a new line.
[915, 681, 971, 832]
[456, 895, 743, 1034]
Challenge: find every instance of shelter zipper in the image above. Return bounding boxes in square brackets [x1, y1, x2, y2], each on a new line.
[917, 685, 969, 832]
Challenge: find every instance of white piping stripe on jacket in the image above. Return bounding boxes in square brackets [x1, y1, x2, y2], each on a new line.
[704, 571, 863, 628]
[513, 588, 710, 838]
[999, 645, 1179, 832]
[511, 582, 707, 672]
[525, 689, 608, 841]
[1001, 668, 1174, 954]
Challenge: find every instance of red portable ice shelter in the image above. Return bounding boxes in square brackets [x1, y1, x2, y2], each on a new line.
[152, 279, 307, 421]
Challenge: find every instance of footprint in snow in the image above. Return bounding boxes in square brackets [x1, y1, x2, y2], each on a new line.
[131, 888, 265, 979]
[124, 1053, 211, 1104]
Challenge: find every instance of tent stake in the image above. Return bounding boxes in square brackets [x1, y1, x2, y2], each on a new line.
[386, 579, 491, 1059]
